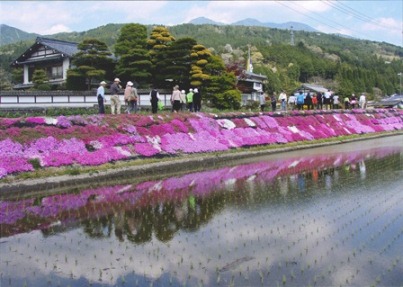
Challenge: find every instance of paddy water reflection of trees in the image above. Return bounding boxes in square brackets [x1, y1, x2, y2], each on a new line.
[1, 136, 402, 287]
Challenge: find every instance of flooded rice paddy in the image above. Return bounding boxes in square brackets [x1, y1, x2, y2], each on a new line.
[1, 136, 402, 287]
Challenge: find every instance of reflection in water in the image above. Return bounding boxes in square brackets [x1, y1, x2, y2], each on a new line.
[1, 142, 403, 286]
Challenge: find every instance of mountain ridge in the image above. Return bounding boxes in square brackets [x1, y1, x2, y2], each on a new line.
[189, 17, 317, 32]
[0, 17, 318, 47]
[0, 24, 40, 46]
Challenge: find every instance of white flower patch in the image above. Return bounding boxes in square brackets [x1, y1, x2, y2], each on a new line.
[244, 118, 256, 127]
[148, 181, 163, 193]
[343, 127, 352, 134]
[114, 146, 131, 157]
[288, 160, 300, 168]
[333, 156, 342, 166]
[217, 119, 236, 130]
[89, 140, 103, 150]
[224, 178, 236, 190]
[309, 125, 315, 131]
[117, 185, 132, 194]
[247, 174, 257, 182]
[333, 114, 342, 121]
[288, 126, 300, 134]
[188, 133, 195, 141]
[44, 117, 57, 125]
[146, 135, 162, 151]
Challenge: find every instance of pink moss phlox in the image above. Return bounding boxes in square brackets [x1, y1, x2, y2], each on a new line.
[0, 118, 20, 129]
[56, 116, 72, 128]
[134, 143, 160, 157]
[25, 117, 46, 125]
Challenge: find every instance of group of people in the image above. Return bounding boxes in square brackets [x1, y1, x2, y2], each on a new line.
[344, 93, 367, 109]
[258, 90, 291, 112]
[258, 89, 367, 112]
[170, 85, 202, 113]
[96, 78, 202, 115]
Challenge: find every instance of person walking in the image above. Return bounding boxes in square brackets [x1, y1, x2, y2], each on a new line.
[350, 93, 358, 109]
[312, 93, 318, 110]
[124, 81, 133, 114]
[171, 85, 182, 113]
[333, 94, 340, 109]
[150, 87, 159, 114]
[270, 93, 277, 111]
[259, 91, 266, 112]
[180, 90, 186, 111]
[305, 92, 313, 110]
[278, 90, 287, 111]
[344, 96, 350, 109]
[288, 93, 296, 111]
[359, 93, 366, 109]
[97, 81, 107, 114]
[193, 88, 202, 112]
[316, 92, 323, 110]
[323, 89, 332, 110]
[110, 78, 122, 115]
[124, 81, 138, 114]
[186, 88, 194, 112]
[296, 90, 305, 110]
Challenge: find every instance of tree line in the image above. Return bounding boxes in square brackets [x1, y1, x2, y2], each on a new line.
[67, 24, 240, 109]
[1, 22, 402, 106]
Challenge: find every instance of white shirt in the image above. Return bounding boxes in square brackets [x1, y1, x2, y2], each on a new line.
[97, 86, 105, 99]
[279, 92, 287, 102]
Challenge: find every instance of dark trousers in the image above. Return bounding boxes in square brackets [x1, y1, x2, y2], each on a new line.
[98, 96, 105, 114]
[193, 101, 201, 112]
[151, 101, 158, 113]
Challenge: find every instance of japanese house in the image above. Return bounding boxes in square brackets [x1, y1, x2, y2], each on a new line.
[11, 37, 78, 89]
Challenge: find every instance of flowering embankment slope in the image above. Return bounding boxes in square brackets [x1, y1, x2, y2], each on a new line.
[0, 109, 402, 179]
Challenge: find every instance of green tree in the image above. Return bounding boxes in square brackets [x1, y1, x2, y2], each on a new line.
[11, 67, 23, 85]
[32, 69, 51, 90]
[114, 23, 152, 87]
[162, 37, 197, 89]
[190, 44, 212, 88]
[67, 38, 113, 90]
[203, 54, 241, 109]
[0, 67, 13, 90]
[147, 26, 175, 88]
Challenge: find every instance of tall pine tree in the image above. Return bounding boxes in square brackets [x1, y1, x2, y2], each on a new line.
[147, 26, 175, 89]
[114, 23, 152, 88]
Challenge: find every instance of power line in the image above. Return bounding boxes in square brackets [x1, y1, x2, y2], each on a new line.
[276, 1, 371, 38]
[326, 1, 401, 32]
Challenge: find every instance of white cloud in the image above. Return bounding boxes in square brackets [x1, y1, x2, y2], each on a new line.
[0, 0, 400, 46]
[0, 2, 76, 34]
[43, 24, 72, 35]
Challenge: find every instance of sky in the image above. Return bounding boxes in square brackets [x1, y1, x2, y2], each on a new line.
[0, 1, 402, 47]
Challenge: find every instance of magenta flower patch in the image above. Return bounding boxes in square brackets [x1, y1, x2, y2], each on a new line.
[0, 110, 402, 178]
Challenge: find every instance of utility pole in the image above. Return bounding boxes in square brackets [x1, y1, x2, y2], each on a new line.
[290, 26, 294, 46]
[398, 72, 402, 95]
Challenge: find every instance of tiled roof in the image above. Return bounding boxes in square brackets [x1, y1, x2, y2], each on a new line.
[37, 37, 78, 57]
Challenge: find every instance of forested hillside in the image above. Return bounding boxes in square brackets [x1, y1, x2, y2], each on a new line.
[1, 23, 402, 98]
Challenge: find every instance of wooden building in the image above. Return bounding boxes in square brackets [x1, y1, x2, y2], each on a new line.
[237, 70, 267, 106]
[11, 37, 78, 89]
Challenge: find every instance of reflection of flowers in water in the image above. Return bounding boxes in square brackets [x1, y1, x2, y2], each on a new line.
[1, 146, 400, 239]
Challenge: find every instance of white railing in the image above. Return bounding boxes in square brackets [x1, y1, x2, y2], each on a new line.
[0, 90, 173, 108]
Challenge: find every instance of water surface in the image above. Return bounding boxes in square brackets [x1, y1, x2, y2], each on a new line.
[1, 136, 402, 286]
